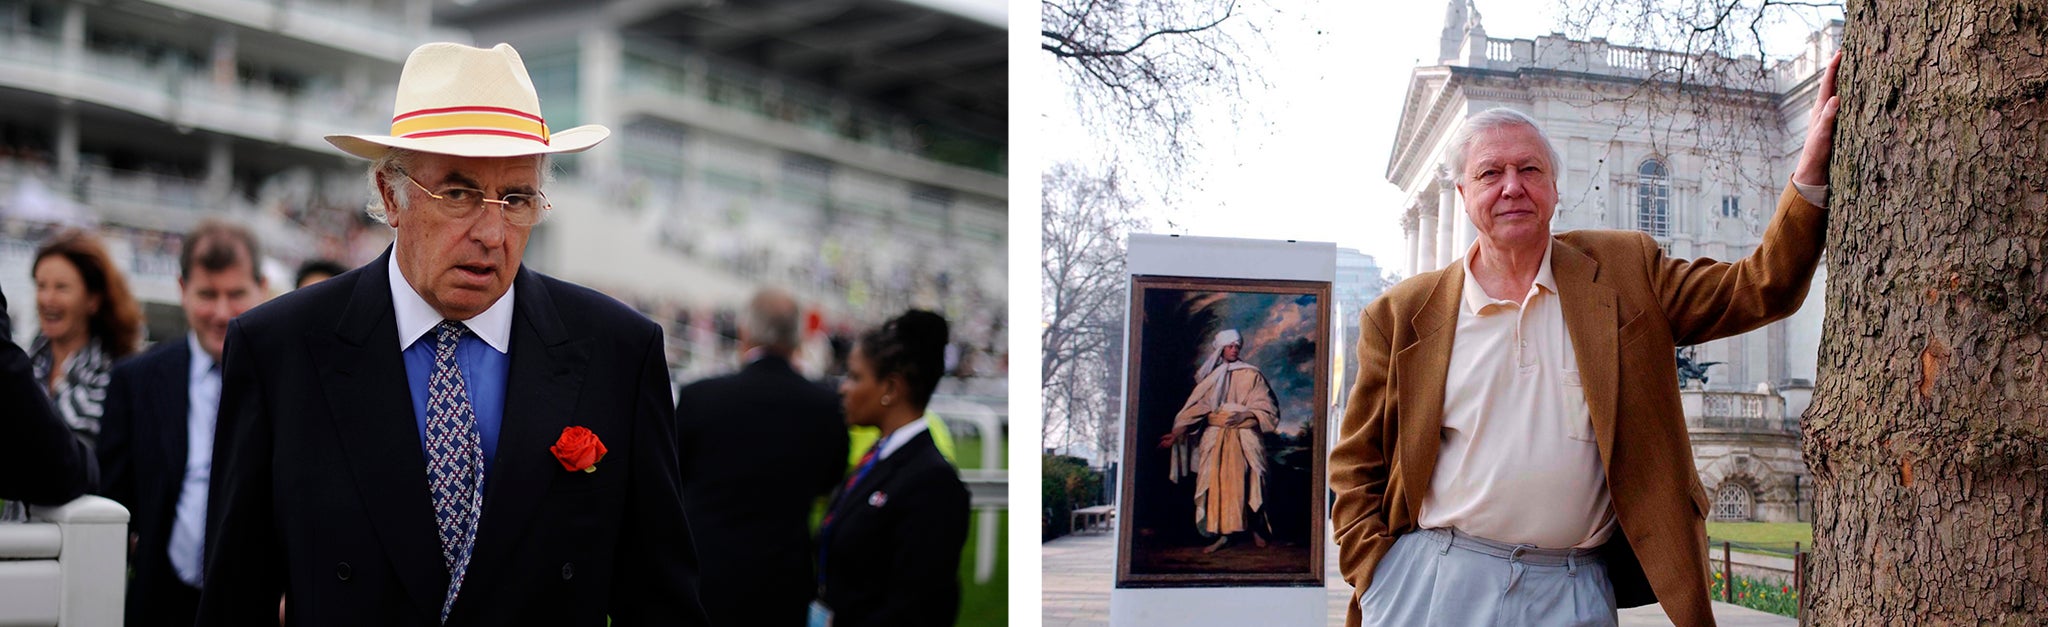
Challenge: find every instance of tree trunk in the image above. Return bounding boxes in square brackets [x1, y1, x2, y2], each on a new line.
[1807, 1, 2048, 623]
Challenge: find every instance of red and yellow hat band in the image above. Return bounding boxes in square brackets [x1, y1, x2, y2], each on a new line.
[390, 105, 551, 144]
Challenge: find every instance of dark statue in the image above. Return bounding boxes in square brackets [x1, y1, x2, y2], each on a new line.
[1675, 346, 1722, 388]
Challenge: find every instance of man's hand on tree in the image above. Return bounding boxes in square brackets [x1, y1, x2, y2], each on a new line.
[1795, 50, 1843, 187]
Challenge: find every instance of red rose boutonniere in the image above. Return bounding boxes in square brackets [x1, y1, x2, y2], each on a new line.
[550, 426, 608, 473]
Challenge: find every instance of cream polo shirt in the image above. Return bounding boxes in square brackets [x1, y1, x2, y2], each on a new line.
[1417, 242, 1617, 549]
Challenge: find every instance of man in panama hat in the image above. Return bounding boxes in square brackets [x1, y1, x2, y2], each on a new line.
[198, 42, 708, 626]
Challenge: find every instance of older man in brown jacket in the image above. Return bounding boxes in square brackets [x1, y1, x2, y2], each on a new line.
[1331, 54, 1842, 626]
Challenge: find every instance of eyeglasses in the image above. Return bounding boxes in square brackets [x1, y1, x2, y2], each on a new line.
[400, 172, 551, 226]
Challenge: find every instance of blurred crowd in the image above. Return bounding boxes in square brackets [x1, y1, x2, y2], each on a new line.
[0, 141, 1009, 389]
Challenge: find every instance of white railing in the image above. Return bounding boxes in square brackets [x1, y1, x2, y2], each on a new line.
[1487, 39, 1515, 63]
[0, 31, 387, 151]
[1686, 390, 1795, 433]
[1703, 392, 1766, 420]
[0, 495, 129, 626]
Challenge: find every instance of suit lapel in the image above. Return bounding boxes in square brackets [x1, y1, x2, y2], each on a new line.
[1394, 267, 1461, 518]
[156, 341, 192, 485]
[831, 430, 925, 523]
[1552, 240, 1621, 470]
[311, 250, 446, 618]
[460, 267, 589, 605]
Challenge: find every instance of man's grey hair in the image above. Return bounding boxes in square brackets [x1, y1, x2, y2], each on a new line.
[740, 287, 803, 354]
[1445, 107, 1564, 184]
[362, 148, 552, 225]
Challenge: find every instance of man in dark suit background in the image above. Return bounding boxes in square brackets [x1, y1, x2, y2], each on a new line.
[675, 288, 849, 627]
[0, 283, 97, 506]
[197, 42, 706, 627]
[99, 220, 267, 627]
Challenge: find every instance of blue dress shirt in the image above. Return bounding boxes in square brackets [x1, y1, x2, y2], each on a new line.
[402, 333, 509, 473]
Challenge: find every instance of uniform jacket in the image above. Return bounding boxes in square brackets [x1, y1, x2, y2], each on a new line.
[818, 429, 969, 627]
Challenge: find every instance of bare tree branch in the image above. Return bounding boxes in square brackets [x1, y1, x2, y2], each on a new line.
[1041, 162, 1146, 459]
[1041, 0, 1273, 187]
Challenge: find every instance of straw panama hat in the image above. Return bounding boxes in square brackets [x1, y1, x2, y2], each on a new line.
[326, 42, 609, 160]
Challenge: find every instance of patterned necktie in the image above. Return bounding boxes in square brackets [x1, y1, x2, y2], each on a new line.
[424, 321, 485, 624]
[818, 442, 881, 586]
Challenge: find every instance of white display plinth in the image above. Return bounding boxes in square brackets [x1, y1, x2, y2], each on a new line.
[1110, 585, 1329, 626]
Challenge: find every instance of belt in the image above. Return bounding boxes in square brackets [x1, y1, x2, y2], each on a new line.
[1417, 527, 1600, 567]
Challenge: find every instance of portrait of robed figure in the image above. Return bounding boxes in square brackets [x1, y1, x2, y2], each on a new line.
[1117, 275, 1329, 587]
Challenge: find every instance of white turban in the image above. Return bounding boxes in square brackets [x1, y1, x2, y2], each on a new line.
[1195, 329, 1243, 383]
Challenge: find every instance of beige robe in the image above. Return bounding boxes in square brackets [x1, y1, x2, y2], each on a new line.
[1170, 361, 1279, 536]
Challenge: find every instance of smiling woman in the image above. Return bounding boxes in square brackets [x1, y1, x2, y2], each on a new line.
[26, 228, 141, 451]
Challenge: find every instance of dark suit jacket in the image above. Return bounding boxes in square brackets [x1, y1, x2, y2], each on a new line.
[818, 429, 968, 627]
[674, 355, 848, 627]
[1331, 184, 1826, 627]
[0, 285, 97, 505]
[196, 250, 708, 627]
[99, 338, 201, 625]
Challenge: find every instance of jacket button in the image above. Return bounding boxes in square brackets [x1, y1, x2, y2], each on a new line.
[561, 562, 574, 580]
[336, 562, 351, 581]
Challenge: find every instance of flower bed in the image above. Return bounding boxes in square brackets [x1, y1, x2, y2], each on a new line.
[1709, 570, 1798, 618]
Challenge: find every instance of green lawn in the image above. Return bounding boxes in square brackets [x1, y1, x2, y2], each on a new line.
[952, 436, 1006, 625]
[956, 513, 1008, 627]
[1705, 522, 1813, 557]
[954, 436, 1008, 470]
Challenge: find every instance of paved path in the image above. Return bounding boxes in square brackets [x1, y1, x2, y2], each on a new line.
[1043, 531, 1796, 626]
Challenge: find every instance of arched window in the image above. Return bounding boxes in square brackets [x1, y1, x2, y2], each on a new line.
[1637, 159, 1670, 237]
[1712, 483, 1753, 522]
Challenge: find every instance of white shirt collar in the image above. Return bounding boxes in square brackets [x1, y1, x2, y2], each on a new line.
[1459, 240, 1558, 315]
[186, 332, 217, 377]
[388, 250, 514, 353]
[877, 416, 932, 460]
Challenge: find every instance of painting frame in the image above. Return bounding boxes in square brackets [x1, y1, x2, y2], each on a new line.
[1114, 274, 1331, 588]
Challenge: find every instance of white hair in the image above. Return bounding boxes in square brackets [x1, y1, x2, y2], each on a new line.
[362, 148, 553, 226]
[1445, 107, 1563, 183]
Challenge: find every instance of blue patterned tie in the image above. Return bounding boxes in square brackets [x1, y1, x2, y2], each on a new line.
[425, 321, 485, 624]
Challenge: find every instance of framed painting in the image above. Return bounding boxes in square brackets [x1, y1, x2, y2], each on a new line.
[1115, 275, 1331, 587]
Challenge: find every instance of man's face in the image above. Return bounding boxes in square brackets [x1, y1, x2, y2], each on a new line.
[384, 153, 540, 320]
[1222, 343, 1241, 363]
[182, 257, 266, 361]
[1457, 124, 1560, 250]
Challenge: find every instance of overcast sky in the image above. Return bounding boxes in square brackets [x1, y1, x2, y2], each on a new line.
[1035, 0, 1842, 278]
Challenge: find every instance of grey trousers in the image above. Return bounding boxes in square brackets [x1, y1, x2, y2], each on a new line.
[1358, 527, 1617, 627]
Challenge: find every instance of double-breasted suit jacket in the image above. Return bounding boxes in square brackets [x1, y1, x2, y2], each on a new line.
[1331, 184, 1827, 627]
[196, 250, 707, 627]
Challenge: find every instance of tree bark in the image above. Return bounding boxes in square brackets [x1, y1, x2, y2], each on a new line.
[1807, 1, 2048, 623]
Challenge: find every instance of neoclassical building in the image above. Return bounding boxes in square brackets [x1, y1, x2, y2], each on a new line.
[1384, 1, 1838, 522]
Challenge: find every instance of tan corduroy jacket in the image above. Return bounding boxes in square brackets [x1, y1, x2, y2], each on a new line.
[1331, 184, 1826, 627]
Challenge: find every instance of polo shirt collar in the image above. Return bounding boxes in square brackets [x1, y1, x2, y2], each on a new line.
[1459, 240, 1557, 315]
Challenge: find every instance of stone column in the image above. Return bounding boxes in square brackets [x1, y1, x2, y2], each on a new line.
[56, 105, 78, 187]
[1418, 200, 1439, 274]
[1400, 203, 1420, 277]
[577, 27, 622, 177]
[1437, 167, 1458, 268]
[210, 29, 237, 97]
[60, 2, 84, 68]
[204, 134, 232, 206]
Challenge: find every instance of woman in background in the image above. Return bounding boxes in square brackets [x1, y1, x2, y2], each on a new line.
[817, 309, 970, 627]
[30, 228, 141, 450]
